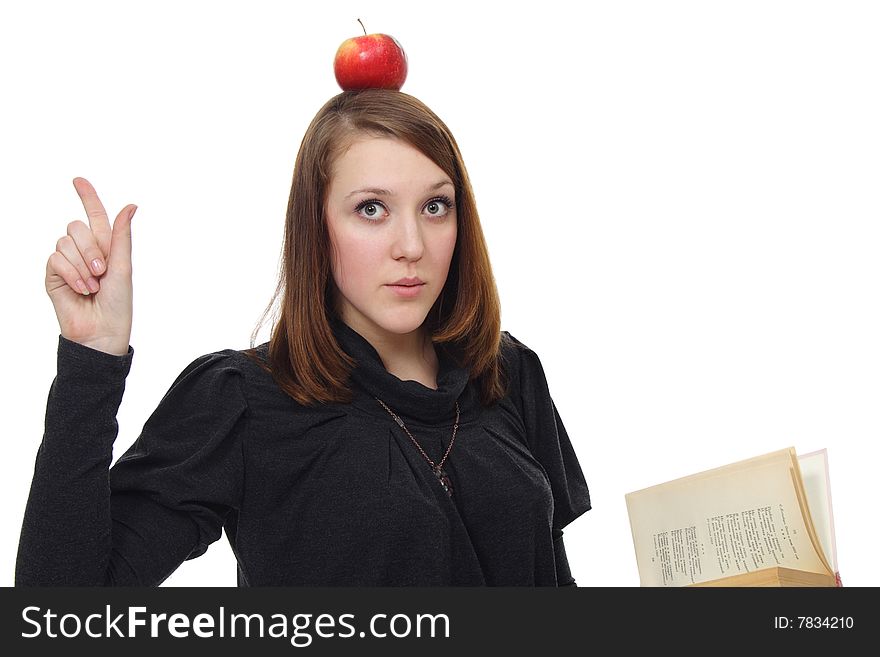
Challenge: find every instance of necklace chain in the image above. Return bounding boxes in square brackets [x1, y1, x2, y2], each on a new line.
[375, 397, 460, 496]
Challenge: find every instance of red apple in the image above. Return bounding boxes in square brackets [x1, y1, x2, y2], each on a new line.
[334, 20, 408, 91]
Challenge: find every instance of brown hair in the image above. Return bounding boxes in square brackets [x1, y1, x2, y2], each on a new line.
[243, 89, 510, 407]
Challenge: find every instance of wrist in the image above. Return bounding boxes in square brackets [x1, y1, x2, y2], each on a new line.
[69, 336, 131, 357]
[57, 335, 134, 382]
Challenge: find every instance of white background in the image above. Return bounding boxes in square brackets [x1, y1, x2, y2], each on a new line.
[2, 0, 877, 587]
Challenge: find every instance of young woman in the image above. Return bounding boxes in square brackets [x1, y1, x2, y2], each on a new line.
[16, 89, 591, 586]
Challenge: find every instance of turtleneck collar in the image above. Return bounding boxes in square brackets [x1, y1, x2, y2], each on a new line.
[330, 317, 470, 425]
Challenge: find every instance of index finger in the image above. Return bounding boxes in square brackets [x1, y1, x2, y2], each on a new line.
[72, 177, 112, 259]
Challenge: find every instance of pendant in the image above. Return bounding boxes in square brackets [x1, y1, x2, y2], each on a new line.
[432, 465, 454, 497]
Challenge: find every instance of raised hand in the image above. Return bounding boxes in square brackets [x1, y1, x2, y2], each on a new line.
[45, 178, 137, 356]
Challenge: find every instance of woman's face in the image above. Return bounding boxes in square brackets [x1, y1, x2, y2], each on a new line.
[325, 135, 458, 341]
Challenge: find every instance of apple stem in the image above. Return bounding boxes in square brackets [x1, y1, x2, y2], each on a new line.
[357, 18, 366, 36]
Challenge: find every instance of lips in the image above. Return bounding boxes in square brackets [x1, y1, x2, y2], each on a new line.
[389, 277, 424, 286]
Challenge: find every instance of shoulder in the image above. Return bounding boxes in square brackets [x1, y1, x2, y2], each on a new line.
[500, 330, 535, 357]
[166, 341, 288, 413]
[164, 347, 250, 398]
[498, 330, 549, 394]
[165, 342, 272, 398]
[176, 345, 254, 375]
[179, 342, 269, 376]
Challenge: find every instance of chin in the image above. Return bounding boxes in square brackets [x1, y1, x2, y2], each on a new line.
[369, 307, 432, 336]
[380, 316, 429, 336]
[336, 289, 437, 337]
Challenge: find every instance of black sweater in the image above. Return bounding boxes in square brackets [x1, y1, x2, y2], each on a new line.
[16, 318, 591, 586]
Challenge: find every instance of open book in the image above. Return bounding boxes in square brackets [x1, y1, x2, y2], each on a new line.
[624, 447, 840, 587]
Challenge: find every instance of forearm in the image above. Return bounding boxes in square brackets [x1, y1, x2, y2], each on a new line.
[15, 336, 132, 585]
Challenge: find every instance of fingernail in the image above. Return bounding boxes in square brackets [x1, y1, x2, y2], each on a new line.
[76, 279, 90, 296]
[86, 277, 100, 293]
[129, 205, 138, 220]
[91, 259, 104, 275]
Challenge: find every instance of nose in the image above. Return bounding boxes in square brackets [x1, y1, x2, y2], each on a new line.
[390, 212, 425, 261]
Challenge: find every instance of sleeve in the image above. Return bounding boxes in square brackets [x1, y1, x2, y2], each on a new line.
[504, 332, 592, 533]
[15, 336, 248, 586]
[553, 529, 577, 587]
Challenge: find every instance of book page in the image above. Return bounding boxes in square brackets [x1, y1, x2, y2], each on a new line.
[798, 449, 837, 573]
[625, 454, 829, 586]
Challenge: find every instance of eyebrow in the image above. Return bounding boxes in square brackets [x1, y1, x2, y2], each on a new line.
[344, 180, 454, 199]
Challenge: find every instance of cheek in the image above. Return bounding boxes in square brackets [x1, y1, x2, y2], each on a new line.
[436, 225, 458, 264]
[331, 230, 382, 285]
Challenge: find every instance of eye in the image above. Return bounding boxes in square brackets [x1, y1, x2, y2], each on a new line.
[424, 195, 455, 219]
[354, 199, 389, 221]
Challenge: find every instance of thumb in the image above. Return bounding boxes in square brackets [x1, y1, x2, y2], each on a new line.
[107, 204, 137, 272]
